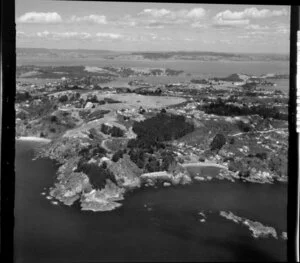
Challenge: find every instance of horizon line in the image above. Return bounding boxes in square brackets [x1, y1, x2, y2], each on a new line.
[16, 47, 289, 56]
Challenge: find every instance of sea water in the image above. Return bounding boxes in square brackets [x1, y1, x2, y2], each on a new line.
[15, 141, 287, 262]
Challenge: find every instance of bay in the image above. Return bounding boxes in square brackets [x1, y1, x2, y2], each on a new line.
[14, 141, 287, 262]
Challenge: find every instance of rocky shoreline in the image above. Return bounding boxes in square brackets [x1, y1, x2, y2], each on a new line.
[32, 125, 287, 212]
[219, 211, 287, 240]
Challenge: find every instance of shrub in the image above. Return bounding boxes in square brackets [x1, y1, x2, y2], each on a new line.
[198, 156, 205, 162]
[101, 123, 111, 135]
[228, 159, 249, 177]
[237, 121, 251, 132]
[50, 115, 57, 123]
[112, 150, 124, 162]
[255, 152, 268, 160]
[229, 137, 235, 144]
[104, 98, 122, 104]
[86, 95, 98, 103]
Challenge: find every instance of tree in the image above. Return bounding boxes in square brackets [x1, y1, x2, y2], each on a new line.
[145, 157, 160, 172]
[112, 150, 124, 162]
[161, 152, 175, 170]
[111, 126, 124, 137]
[160, 108, 167, 114]
[210, 133, 226, 152]
[59, 95, 68, 103]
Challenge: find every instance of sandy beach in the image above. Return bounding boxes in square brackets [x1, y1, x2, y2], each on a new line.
[182, 162, 227, 169]
[16, 136, 51, 143]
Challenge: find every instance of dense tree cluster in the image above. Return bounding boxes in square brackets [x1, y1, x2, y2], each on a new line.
[132, 113, 194, 142]
[190, 79, 209, 84]
[127, 146, 175, 172]
[25, 97, 57, 119]
[199, 99, 287, 120]
[76, 161, 115, 189]
[16, 91, 31, 102]
[212, 73, 243, 82]
[268, 152, 287, 177]
[101, 123, 124, 137]
[123, 113, 192, 171]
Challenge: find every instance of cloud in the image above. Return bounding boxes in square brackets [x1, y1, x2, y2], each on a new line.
[215, 7, 288, 21]
[17, 12, 62, 24]
[117, 7, 206, 28]
[186, 8, 206, 20]
[140, 8, 171, 17]
[191, 22, 208, 28]
[68, 15, 107, 24]
[16, 31, 31, 38]
[237, 35, 250, 39]
[17, 30, 173, 43]
[213, 7, 288, 28]
[202, 39, 216, 44]
[184, 37, 196, 41]
[214, 17, 250, 27]
[219, 39, 233, 44]
[96, 33, 123, 40]
[33, 31, 92, 40]
[245, 24, 269, 30]
[274, 24, 290, 34]
[138, 8, 206, 21]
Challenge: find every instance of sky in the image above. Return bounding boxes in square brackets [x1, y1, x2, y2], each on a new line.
[16, 1, 290, 54]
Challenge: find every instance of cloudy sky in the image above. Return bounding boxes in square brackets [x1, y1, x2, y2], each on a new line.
[16, 1, 290, 54]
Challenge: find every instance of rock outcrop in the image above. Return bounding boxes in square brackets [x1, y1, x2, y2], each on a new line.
[243, 219, 277, 239]
[50, 171, 91, 206]
[108, 154, 142, 189]
[281, 231, 287, 240]
[81, 179, 125, 212]
[220, 211, 278, 239]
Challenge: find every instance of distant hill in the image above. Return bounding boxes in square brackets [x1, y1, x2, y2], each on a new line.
[16, 48, 125, 60]
[16, 48, 289, 62]
[130, 51, 289, 61]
